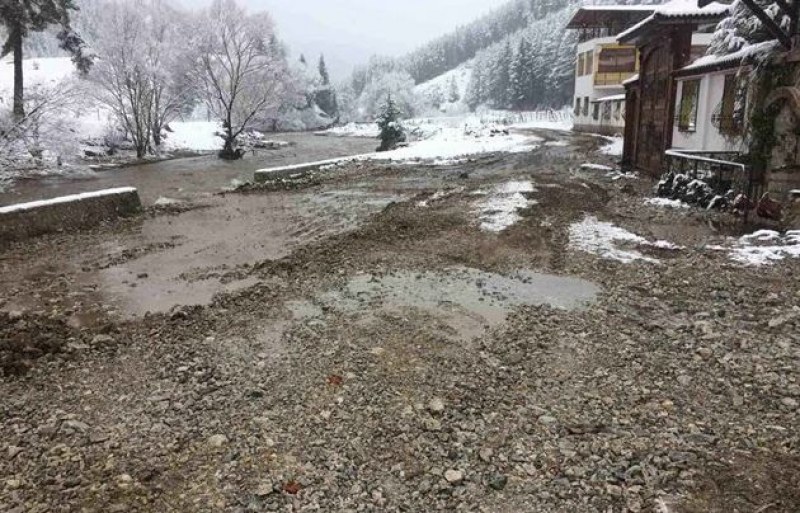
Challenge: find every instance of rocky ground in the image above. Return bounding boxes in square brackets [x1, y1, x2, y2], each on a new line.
[1, 130, 798, 513]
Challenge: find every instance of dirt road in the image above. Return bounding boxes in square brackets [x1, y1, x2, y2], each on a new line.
[1, 130, 798, 513]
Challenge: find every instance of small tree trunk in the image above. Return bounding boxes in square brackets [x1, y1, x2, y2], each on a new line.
[12, 26, 24, 121]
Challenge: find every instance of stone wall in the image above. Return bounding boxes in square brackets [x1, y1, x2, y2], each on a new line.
[0, 187, 142, 244]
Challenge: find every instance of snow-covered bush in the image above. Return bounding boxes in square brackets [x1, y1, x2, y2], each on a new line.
[376, 95, 406, 152]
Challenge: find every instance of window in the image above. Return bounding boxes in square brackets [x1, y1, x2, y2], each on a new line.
[713, 74, 745, 135]
[677, 79, 700, 132]
[585, 51, 594, 75]
[597, 47, 636, 73]
[592, 102, 600, 121]
[583, 97, 589, 116]
[577, 53, 584, 76]
[614, 100, 623, 120]
[574, 97, 581, 115]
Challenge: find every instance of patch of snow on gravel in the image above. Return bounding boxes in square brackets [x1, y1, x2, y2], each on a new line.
[569, 216, 660, 264]
[728, 230, 800, 266]
[600, 137, 623, 156]
[476, 181, 538, 232]
[581, 163, 613, 171]
[645, 198, 690, 209]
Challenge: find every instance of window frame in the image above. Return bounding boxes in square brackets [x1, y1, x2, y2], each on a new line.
[677, 79, 700, 133]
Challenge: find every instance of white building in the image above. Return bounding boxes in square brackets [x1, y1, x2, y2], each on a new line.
[566, 5, 655, 135]
[671, 41, 778, 154]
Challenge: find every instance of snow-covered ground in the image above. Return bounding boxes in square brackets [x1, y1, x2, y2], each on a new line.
[644, 197, 690, 209]
[599, 136, 623, 157]
[710, 230, 800, 266]
[164, 122, 224, 152]
[569, 215, 682, 264]
[0, 57, 76, 96]
[474, 180, 537, 232]
[414, 64, 473, 115]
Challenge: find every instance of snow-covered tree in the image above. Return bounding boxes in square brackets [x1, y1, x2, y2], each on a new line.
[0, 0, 92, 119]
[448, 76, 460, 103]
[357, 70, 419, 121]
[91, 0, 192, 158]
[376, 94, 405, 151]
[189, 0, 289, 159]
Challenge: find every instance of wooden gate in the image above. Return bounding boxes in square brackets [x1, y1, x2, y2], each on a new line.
[635, 42, 674, 174]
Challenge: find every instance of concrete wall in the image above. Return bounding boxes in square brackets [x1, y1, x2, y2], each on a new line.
[0, 187, 142, 244]
[672, 72, 746, 153]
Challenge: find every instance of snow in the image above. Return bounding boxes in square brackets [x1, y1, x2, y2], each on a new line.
[414, 64, 473, 113]
[569, 216, 664, 264]
[622, 74, 639, 85]
[417, 187, 464, 208]
[600, 137, 624, 157]
[595, 94, 626, 102]
[318, 122, 379, 138]
[476, 180, 538, 232]
[727, 230, 800, 266]
[618, 0, 731, 41]
[679, 40, 779, 73]
[164, 122, 224, 152]
[644, 198, 690, 209]
[0, 57, 76, 97]
[0, 187, 137, 214]
[581, 163, 614, 171]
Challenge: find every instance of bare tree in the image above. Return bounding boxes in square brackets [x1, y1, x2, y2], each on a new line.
[91, 0, 191, 158]
[190, 0, 288, 159]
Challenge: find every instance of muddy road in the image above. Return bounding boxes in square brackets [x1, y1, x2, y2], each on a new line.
[1, 130, 799, 513]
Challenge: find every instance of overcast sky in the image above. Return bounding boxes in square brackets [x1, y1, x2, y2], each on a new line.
[195, 0, 507, 79]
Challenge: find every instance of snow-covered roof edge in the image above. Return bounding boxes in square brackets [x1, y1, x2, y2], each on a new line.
[676, 40, 780, 75]
[617, 1, 731, 42]
[593, 93, 627, 102]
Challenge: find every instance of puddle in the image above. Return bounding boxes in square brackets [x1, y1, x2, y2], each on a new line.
[291, 267, 599, 340]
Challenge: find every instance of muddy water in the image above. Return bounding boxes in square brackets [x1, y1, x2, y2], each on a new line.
[0, 133, 377, 206]
[290, 267, 600, 339]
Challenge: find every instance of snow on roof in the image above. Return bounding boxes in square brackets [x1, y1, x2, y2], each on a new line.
[593, 93, 626, 102]
[617, 0, 730, 41]
[577, 5, 657, 11]
[0, 187, 137, 214]
[622, 73, 639, 85]
[677, 40, 779, 74]
[567, 4, 655, 29]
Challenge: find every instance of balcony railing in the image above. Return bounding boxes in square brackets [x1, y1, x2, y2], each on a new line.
[595, 71, 637, 86]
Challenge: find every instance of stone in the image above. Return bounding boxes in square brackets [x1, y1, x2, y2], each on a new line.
[422, 417, 442, 432]
[63, 420, 90, 432]
[781, 397, 798, 409]
[208, 434, 228, 447]
[479, 448, 494, 463]
[538, 415, 557, 426]
[255, 483, 274, 497]
[7, 446, 22, 460]
[444, 469, 463, 485]
[696, 347, 713, 359]
[5, 479, 21, 489]
[428, 398, 445, 414]
[488, 474, 507, 490]
[91, 334, 114, 345]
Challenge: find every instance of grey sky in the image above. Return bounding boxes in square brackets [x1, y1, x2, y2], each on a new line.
[194, 0, 506, 78]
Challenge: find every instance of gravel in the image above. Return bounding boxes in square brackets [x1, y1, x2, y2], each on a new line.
[1, 131, 798, 512]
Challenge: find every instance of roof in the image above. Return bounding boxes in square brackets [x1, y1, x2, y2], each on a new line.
[617, 0, 731, 43]
[592, 93, 627, 102]
[566, 5, 655, 29]
[675, 40, 780, 76]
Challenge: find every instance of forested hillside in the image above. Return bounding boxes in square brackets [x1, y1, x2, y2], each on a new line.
[401, 0, 571, 85]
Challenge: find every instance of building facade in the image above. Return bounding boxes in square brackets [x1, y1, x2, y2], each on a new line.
[618, 1, 730, 175]
[566, 6, 655, 135]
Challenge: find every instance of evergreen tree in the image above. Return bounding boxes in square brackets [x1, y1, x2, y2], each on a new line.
[448, 76, 460, 103]
[318, 54, 330, 85]
[299, 53, 307, 65]
[0, 0, 92, 119]
[376, 93, 406, 152]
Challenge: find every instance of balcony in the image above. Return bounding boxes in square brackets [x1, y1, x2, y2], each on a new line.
[594, 71, 637, 87]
